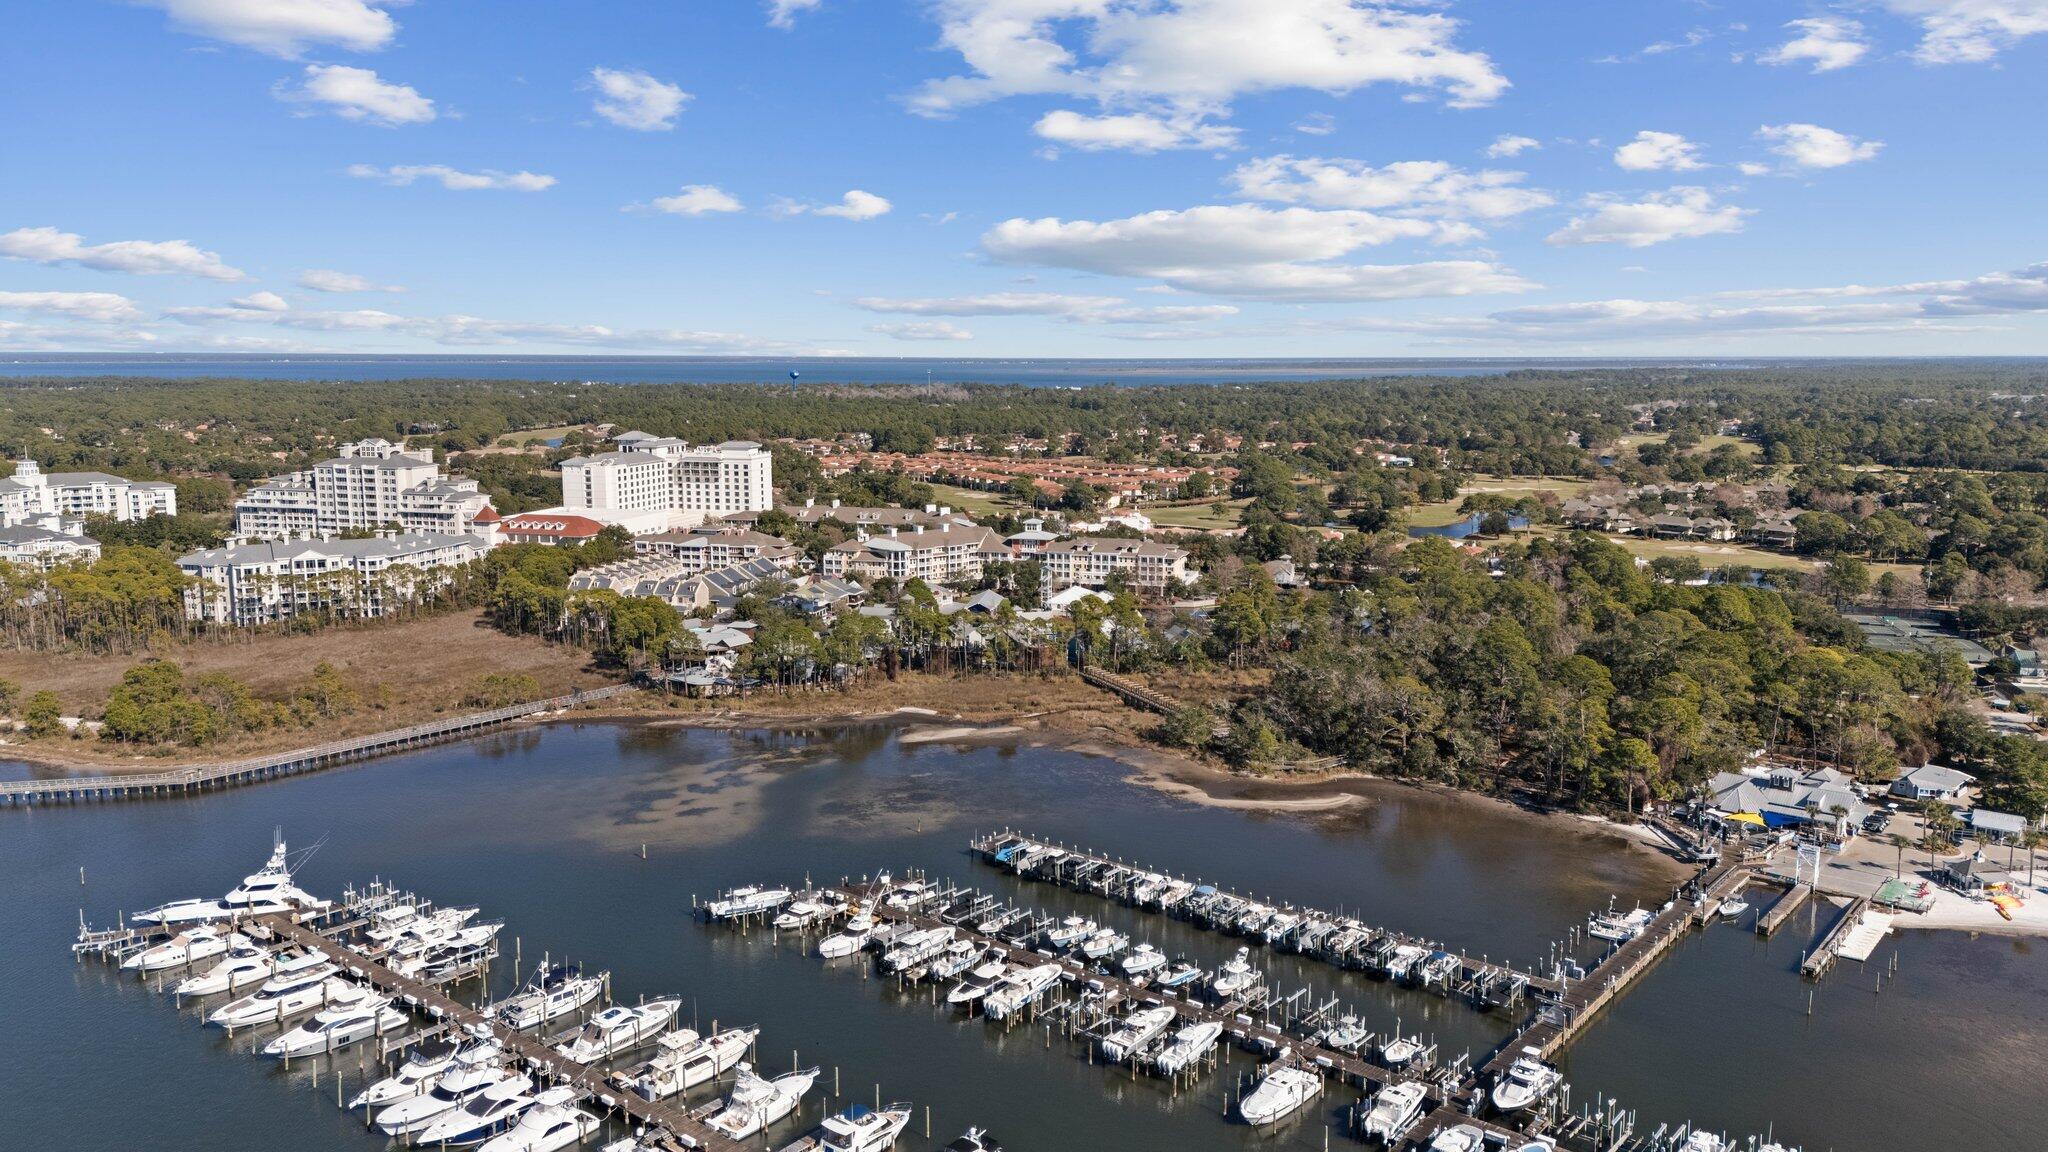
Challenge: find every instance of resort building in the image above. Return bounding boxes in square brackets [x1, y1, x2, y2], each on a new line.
[0, 459, 176, 524]
[820, 523, 1008, 585]
[1037, 537, 1192, 593]
[176, 533, 485, 626]
[0, 522, 102, 570]
[631, 528, 801, 573]
[233, 438, 497, 540]
[561, 433, 774, 517]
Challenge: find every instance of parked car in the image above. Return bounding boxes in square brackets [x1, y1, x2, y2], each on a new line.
[1862, 812, 1891, 834]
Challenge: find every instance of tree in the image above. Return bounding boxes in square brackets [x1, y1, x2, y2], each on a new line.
[23, 690, 62, 737]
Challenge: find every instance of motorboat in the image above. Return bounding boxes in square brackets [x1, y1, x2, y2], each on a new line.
[1380, 1034, 1426, 1069]
[350, 1032, 500, 1109]
[497, 963, 605, 1030]
[377, 1065, 522, 1137]
[706, 885, 793, 921]
[627, 1026, 756, 1100]
[976, 906, 1025, 936]
[134, 839, 330, 926]
[207, 970, 345, 1029]
[370, 906, 478, 956]
[946, 960, 1010, 1007]
[1717, 899, 1751, 919]
[1427, 1124, 1488, 1152]
[982, 963, 1064, 1021]
[1419, 951, 1462, 989]
[414, 1074, 536, 1147]
[774, 892, 849, 930]
[818, 914, 875, 959]
[1208, 948, 1258, 998]
[1119, 943, 1167, 978]
[1079, 928, 1128, 959]
[260, 987, 407, 1058]
[1586, 906, 1654, 944]
[170, 937, 284, 997]
[1356, 1080, 1428, 1144]
[1152, 1020, 1223, 1076]
[1154, 880, 1194, 911]
[704, 1064, 818, 1140]
[395, 927, 503, 982]
[1235, 904, 1276, 937]
[817, 1102, 913, 1152]
[1386, 944, 1430, 982]
[551, 999, 680, 1064]
[941, 1128, 1004, 1152]
[1041, 916, 1096, 950]
[477, 1087, 599, 1152]
[1238, 1064, 1321, 1126]
[1100, 1005, 1176, 1062]
[881, 926, 955, 974]
[1261, 912, 1301, 945]
[1490, 1048, 1562, 1114]
[881, 879, 938, 911]
[926, 940, 983, 981]
[1319, 1016, 1370, 1054]
[1677, 1132, 1727, 1152]
[125, 925, 236, 973]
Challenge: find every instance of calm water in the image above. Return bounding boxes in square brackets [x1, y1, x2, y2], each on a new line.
[5, 721, 2040, 1151]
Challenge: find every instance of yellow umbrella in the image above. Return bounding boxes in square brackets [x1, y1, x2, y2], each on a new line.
[1725, 811, 1766, 826]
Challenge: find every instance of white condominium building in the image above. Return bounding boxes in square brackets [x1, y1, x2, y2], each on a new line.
[0, 522, 102, 570]
[233, 438, 497, 539]
[311, 439, 443, 533]
[0, 459, 177, 524]
[232, 475, 318, 538]
[821, 523, 1008, 585]
[560, 451, 674, 514]
[177, 532, 484, 626]
[560, 433, 773, 517]
[1038, 537, 1192, 592]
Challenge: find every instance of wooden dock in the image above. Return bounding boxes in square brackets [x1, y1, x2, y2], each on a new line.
[1, 685, 630, 807]
[1799, 896, 1870, 980]
[1754, 881, 1811, 937]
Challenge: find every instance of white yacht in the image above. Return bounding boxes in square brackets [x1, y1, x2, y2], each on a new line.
[1678, 1132, 1727, 1152]
[134, 839, 331, 926]
[1119, 943, 1167, 978]
[1490, 1048, 1562, 1114]
[1100, 1005, 1176, 1062]
[818, 914, 876, 959]
[982, 963, 1064, 1021]
[1586, 906, 1654, 944]
[175, 944, 314, 999]
[1209, 948, 1258, 998]
[377, 1064, 522, 1137]
[1079, 928, 1128, 960]
[497, 963, 605, 1030]
[350, 1033, 500, 1109]
[1261, 912, 1302, 945]
[125, 925, 235, 973]
[818, 1102, 913, 1152]
[1156, 960, 1204, 989]
[627, 1026, 756, 1100]
[414, 1075, 536, 1147]
[551, 999, 680, 1064]
[1386, 944, 1430, 981]
[1428, 1122, 1488, 1152]
[946, 959, 1010, 1007]
[706, 885, 793, 920]
[1357, 1080, 1428, 1144]
[926, 939, 983, 981]
[477, 1087, 599, 1152]
[881, 879, 938, 911]
[774, 893, 849, 930]
[206, 968, 344, 1029]
[260, 988, 408, 1058]
[704, 1064, 818, 1140]
[1041, 916, 1096, 950]
[880, 926, 954, 974]
[1238, 1064, 1321, 1126]
[1319, 1016, 1370, 1054]
[370, 906, 478, 956]
[1379, 1034, 1424, 1070]
[391, 922, 503, 975]
[1152, 1020, 1223, 1077]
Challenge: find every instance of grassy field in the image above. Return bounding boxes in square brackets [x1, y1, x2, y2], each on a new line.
[925, 482, 1021, 518]
[1406, 475, 1597, 528]
[496, 424, 589, 447]
[1593, 534, 1818, 571]
[1143, 498, 1250, 531]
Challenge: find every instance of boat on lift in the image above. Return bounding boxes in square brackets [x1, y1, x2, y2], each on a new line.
[134, 838, 330, 926]
[1099, 1005, 1176, 1062]
[774, 892, 849, 930]
[706, 886, 793, 921]
[1586, 904, 1654, 944]
[1490, 1048, 1563, 1114]
[1041, 916, 1096, 950]
[1155, 960, 1204, 989]
[1079, 928, 1128, 960]
[946, 959, 1011, 1007]
[1119, 943, 1167, 978]
[1427, 1123, 1487, 1152]
[703, 1064, 818, 1140]
[1319, 1015, 1371, 1054]
[1356, 1080, 1428, 1144]
[1152, 1020, 1224, 1077]
[982, 963, 1064, 1021]
[1379, 1034, 1425, 1070]
[818, 914, 875, 959]
[1208, 948, 1258, 998]
[1238, 1064, 1321, 1126]
[626, 1026, 757, 1100]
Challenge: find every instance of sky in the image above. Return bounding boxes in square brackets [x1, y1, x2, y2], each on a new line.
[2, 0, 2046, 358]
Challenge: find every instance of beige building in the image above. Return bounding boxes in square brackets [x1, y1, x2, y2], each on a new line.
[1038, 537, 1192, 592]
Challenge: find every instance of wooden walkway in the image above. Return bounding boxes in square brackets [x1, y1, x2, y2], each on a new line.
[1799, 896, 1869, 980]
[1, 685, 630, 806]
[1754, 881, 1810, 937]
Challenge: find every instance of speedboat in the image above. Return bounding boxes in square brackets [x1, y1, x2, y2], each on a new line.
[1042, 916, 1096, 950]
[941, 1129, 1004, 1152]
[134, 839, 331, 925]
[947, 960, 1009, 1007]
[704, 1064, 818, 1140]
[1490, 1048, 1562, 1114]
[1152, 1021, 1223, 1076]
[817, 1102, 913, 1152]
[774, 892, 849, 930]
[1261, 912, 1301, 945]
[976, 906, 1025, 936]
[207, 969, 344, 1029]
[1100, 1005, 1176, 1062]
[477, 1087, 599, 1152]
[261, 988, 407, 1058]
[125, 925, 235, 972]
[1678, 1132, 1727, 1152]
[1386, 944, 1429, 982]
[880, 927, 955, 974]
[551, 999, 680, 1064]
[706, 885, 793, 920]
[1238, 1064, 1321, 1126]
[377, 1065, 521, 1137]
[1120, 943, 1167, 978]
[1209, 948, 1258, 998]
[982, 963, 1064, 1021]
[881, 879, 938, 911]
[350, 1033, 500, 1109]
[1079, 928, 1128, 959]
[1156, 960, 1204, 989]
[818, 914, 875, 959]
[414, 1075, 536, 1147]
[1357, 1080, 1428, 1144]
[1427, 1124, 1488, 1152]
[1379, 1034, 1424, 1069]
[1320, 1016, 1370, 1054]
[627, 1026, 756, 1100]
[1419, 951, 1461, 989]
[497, 963, 604, 1030]
[1586, 906, 1653, 943]
[926, 940, 983, 981]
[1717, 899, 1751, 919]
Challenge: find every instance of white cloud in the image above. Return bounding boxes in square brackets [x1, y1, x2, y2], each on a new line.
[766, 0, 822, 29]
[0, 226, 245, 280]
[780, 190, 892, 220]
[870, 320, 975, 341]
[1613, 130, 1706, 172]
[909, 0, 1508, 124]
[142, 0, 399, 57]
[1293, 112, 1336, 136]
[981, 203, 1533, 301]
[1919, 262, 2048, 314]
[1879, 0, 2048, 63]
[0, 290, 143, 323]
[276, 64, 434, 125]
[649, 185, 745, 216]
[1229, 155, 1554, 221]
[158, 298, 821, 352]
[852, 291, 1238, 324]
[589, 68, 690, 132]
[347, 164, 557, 191]
[1759, 17, 1870, 71]
[296, 268, 402, 293]
[1486, 134, 1540, 158]
[1737, 161, 1773, 177]
[1756, 123, 1883, 169]
[231, 290, 290, 311]
[1032, 110, 1238, 152]
[1547, 187, 1750, 248]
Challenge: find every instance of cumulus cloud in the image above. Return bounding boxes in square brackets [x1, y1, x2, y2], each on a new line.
[869, 320, 975, 341]
[1033, 110, 1238, 153]
[0, 226, 245, 280]
[909, 0, 1508, 127]
[1759, 17, 1871, 71]
[1486, 134, 1540, 158]
[1613, 130, 1706, 172]
[1228, 155, 1554, 221]
[231, 290, 290, 311]
[1879, 0, 2048, 63]
[779, 190, 892, 220]
[649, 185, 745, 216]
[766, 0, 822, 29]
[852, 291, 1239, 324]
[1547, 188, 1750, 248]
[1293, 112, 1337, 136]
[1756, 123, 1883, 169]
[142, 0, 400, 57]
[276, 64, 434, 125]
[589, 68, 690, 131]
[0, 290, 144, 323]
[347, 164, 557, 191]
[296, 268, 402, 293]
[981, 204, 1533, 301]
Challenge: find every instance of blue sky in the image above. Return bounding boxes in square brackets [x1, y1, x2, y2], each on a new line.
[2, 0, 2045, 357]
